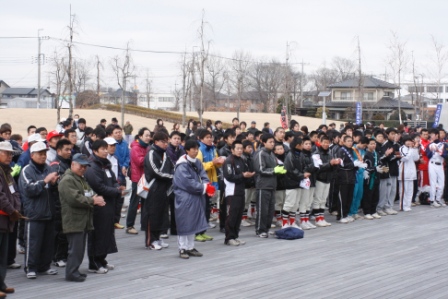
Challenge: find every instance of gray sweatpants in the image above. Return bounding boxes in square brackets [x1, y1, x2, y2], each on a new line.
[25, 220, 55, 273]
[377, 177, 397, 211]
[66, 232, 87, 280]
[255, 189, 275, 235]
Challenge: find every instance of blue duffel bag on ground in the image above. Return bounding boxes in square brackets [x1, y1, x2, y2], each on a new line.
[275, 227, 304, 240]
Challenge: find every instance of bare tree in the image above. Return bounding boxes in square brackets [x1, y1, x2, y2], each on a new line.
[429, 35, 448, 101]
[111, 42, 135, 126]
[230, 50, 252, 118]
[73, 59, 91, 94]
[96, 55, 102, 100]
[309, 66, 339, 98]
[144, 69, 152, 109]
[332, 56, 356, 82]
[195, 10, 210, 124]
[49, 50, 68, 123]
[387, 31, 408, 124]
[65, 8, 77, 118]
[206, 54, 226, 108]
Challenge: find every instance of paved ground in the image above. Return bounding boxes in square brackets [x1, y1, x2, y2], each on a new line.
[5, 202, 448, 298]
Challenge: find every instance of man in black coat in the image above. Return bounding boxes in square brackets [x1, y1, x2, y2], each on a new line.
[84, 140, 123, 274]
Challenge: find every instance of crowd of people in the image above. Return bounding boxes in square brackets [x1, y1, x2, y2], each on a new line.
[0, 114, 447, 296]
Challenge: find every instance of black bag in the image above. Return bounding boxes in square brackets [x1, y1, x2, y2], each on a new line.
[419, 192, 431, 205]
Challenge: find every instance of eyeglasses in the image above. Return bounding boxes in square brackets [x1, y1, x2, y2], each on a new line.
[0, 151, 14, 156]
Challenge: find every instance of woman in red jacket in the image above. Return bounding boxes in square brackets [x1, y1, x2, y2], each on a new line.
[126, 128, 151, 234]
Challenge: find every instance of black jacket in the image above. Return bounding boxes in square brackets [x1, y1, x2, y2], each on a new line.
[218, 143, 232, 157]
[49, 155, 71, 219]
[242, 152, 255, 188]
[299, 149, 319, 187]
[283, 150, 305, 189]
[253, 148, 277, 190]
[19, 160, 54, 221]
[223, 155, 247, 197]
[336, 146, 356, 184]
[377, 140, 394, 179]
[364, 150, 379, 189]
[315, 146, 333, 183]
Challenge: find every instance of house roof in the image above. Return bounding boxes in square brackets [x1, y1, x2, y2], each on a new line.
[328, 76, 400, 89]
[313, 97, 413, 109]
[0, 80, 10, 88]
[2, 88, 51, 96]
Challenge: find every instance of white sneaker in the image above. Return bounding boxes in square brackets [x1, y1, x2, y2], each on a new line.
[158, 240, 169, 248]
[236, 238, 246, 245]
[338, 218, 349, 224]
[432, 201, 441, 208]
[290, 222, 302, 230]
[53, 260, 66, 267]
[281, 223, 291, 229]
[88, 267, 108, 274]
[208, 222, 216, 229]
[346, 216, 355, 223]
[149, 241, 162, 250]
[364, 214, 374, 220]
[403, 208, 412, 212]
[331, 211, 338, 216]
[306, 221, 316, 229]
[372, 213, 382, 219]
[300, 222, 311, 230]
[105, 264, 115, 270]
[385, 208, 398, 215]
[227, 239, 240, 246]
[377, 210, 387, 216]
[27, 271, 37, 279]
[315, 220, 326, 227]
[353, 214, 363, 220]
[322, 219, 332, 226]
[440, 201, 447, 207]
[241, 219, 252, 227]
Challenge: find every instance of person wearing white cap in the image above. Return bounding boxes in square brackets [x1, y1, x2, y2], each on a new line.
[18, 141, 59, 279]
[0, 141, 22, 296]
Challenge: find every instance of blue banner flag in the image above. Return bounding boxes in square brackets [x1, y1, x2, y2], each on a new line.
[355, 102, 362, 125]
[433, 104, 443, 128]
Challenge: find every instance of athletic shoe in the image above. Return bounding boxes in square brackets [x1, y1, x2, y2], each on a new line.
[411, 202, 417, 206]
[227, 239, 240, 246]
[282, 223, 291, 229]
[149, 241, 162, 250]
[187, 248, 203, 257]
[179, 249, 189, 259]
[160, 234, 169, 239]
[338, 218, 349, 224]
[137, 208, 141, 214]
[41, 269, 58, 275]
[66, 276, 86, 282]
[364, 214, 374, 220]
[385, 208, 398, 215]
[126, 227, 138, 235]
[236, 238, 246, 245]
[121, 213, 126, 218]
[201, 233, 214, 241]
[372, 213, 382, 219]
[270, 223, 276, 228]
[377, 210, 387, 216]
[353, 214, 363, 220]
[7, 263, 21, 269]
[440, 201, 447, 207]
[17, 245, 25, 254]
[331, 211, 338, 216]
[241, 219, 252, 227]
[105, 264, 115, 270]
[53, 260, 66, 267]
[315, 220, 326, 227]
[114, 223, 125, 229]
[290, 222, 302, 230]
[307, 221, 317, 229]
[121, 207, 127, 213]
[346, 216, 355, 223]
[300, 222, 310, 230]
[321, 218, 332, 226]
[403, 208, 412, 212]
[195, 234, 207, 242]
[208, 222, 216, 229]
[158, 240, 169, 248]
[432, 201, 441, 208]
[26, 271, 37, 279]
[258, 232, 268, 238]
[88, 267, 108, 274]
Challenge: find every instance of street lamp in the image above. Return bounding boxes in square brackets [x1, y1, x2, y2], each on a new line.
[318, 91, 331, 125]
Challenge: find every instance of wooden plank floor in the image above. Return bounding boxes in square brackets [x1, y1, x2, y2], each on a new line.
[5, 203, 448, 299]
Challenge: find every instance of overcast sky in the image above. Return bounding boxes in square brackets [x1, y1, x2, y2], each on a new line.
[1, 0, 447, 93]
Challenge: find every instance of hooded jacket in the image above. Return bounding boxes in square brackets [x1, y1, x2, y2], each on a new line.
[253, 147, 277, 190]
[130, 139, 149, 183]
[0, 163, 21, 233]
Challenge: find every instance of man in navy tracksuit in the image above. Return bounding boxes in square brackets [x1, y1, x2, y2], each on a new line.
[223, 141, 254, 246]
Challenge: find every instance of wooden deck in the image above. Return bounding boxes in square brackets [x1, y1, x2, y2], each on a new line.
[6, 203, 448, 299]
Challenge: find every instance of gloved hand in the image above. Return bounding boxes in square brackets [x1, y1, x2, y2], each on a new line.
[359, 163, 367, 169]
[383, 166, 389, 173]
[11, 165, 21, 177]
[363, 170, 370, 180]
[274, 165, 287, 174]
[354, 160, 365, 168]
[376, 166, 384, 173]
[205, 183, 216, 197]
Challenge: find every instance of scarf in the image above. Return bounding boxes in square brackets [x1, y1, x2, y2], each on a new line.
[138, 138, 149, 148]
[166, 143, 180, 165]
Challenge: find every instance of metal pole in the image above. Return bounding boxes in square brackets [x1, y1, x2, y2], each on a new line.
[37, 29, 43, 109]
[322, 96, 326, 124]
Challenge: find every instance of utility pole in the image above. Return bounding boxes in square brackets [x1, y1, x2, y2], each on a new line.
[297, 59, 308, 108]
[96, 55, 101, 103]
[37, 29, 43, 109]
[182, 50, 187, 126]
[357, 36, 364, 121]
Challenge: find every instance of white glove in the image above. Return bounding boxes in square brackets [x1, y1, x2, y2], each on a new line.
[354, 160, 363, 167]
[339, 158, 344, 167]
[359, 163, 367, 169]
[376, 165, 384, 173]
[363, 170, 370, 180]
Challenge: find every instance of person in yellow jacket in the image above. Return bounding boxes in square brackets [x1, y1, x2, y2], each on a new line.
[196, 130, 225, 242]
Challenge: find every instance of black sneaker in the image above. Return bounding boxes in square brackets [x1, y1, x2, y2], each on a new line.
[179, 249, 189, 259]
[187, 248, 203, 257]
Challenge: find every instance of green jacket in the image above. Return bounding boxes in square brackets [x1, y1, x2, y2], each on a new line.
[58, 169, 95, 234]
[123, 124, 133, 135]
